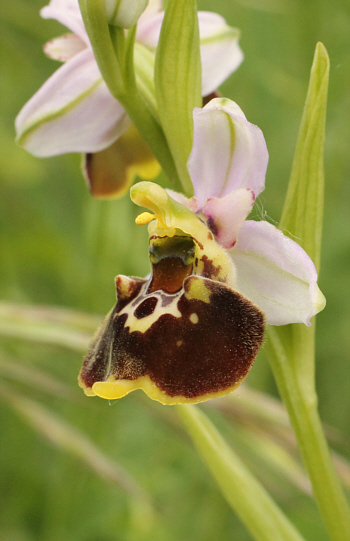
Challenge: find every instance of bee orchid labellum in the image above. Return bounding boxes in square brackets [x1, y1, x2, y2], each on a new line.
[79, 182, 265, 405]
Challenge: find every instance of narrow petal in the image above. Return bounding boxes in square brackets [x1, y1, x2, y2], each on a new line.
[136, 11, 163, 50]
[83, 124, 161, 199]
[198, 12, 243, 95]
[230, 220, 326, 326]
[44, 33, 86, 61]
[41, 0, 89, 44]
[16, 49, 129, 157]
[136, 0, 163, 46]
[188, 98, 268, 208]
[203, 188, 255, 249]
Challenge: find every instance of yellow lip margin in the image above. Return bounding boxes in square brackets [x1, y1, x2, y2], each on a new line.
[78, 373, 247, 406]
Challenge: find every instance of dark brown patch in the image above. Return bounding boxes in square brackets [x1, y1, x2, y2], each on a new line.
[207, 216, 219, 237]
[80, 307, 117, 389]
[84, 145, 129, 198]
[201, 255, 221, 280]
[202, 91, 220, 107]
[148, 258, 193, 294]
[134, 297, 158, 319]
[80, 277, 265, 399]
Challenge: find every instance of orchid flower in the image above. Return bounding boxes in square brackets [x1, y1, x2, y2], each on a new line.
[171, 98, 326, 326]
[15, 0, 243, 198]
[79, 182, 265, 404]
[78, 97, 325, 405]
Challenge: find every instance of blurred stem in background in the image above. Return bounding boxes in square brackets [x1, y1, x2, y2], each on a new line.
[178, 405, 306, 541]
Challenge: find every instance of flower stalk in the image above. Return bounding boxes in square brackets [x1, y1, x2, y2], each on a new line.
[178, 405, 306, 541]
[266, 42, 350, 540]
[266, 328, 350, 541]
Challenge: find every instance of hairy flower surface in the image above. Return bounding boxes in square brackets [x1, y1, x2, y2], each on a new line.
[79, 183, 265, 404]
[15, 0, 243, 197]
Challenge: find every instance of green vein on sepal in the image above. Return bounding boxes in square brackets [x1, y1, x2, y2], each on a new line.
[16, 79, 102, 147]
[200, 26, 240, 46]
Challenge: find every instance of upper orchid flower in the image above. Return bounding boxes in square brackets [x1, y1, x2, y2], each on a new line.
[15, 0, 243, 198]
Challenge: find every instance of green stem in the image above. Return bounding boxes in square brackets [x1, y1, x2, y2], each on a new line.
[177, 404, 307, 541]
[267, 43, 350, 539]
[267, 327, 350, 541]
[78, 0, 125, 95]
[78, 0, 181, 189]
[121, 90, 182, 190]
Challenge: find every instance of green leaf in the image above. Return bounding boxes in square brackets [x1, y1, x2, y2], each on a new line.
[154, 0, 202, 196]
[266, 43, 350, 541]
[178, 405, 306, 541]
[280, 42, 329, 273]
[268, 42, 330, 388]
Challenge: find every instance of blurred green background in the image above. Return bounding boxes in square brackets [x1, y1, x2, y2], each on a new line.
[0, 0, 349, 540]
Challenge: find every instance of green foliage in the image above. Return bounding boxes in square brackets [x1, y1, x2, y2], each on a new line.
[280, 42, 329, 272]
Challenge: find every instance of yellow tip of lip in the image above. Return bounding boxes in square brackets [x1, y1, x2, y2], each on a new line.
[92, 380, 136, 399]
[135, 211, 156, 225]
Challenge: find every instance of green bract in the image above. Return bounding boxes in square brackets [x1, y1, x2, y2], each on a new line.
[155, 0, 202, 196]
[105, 0, 149, 29]
[280, 42, 329, 272]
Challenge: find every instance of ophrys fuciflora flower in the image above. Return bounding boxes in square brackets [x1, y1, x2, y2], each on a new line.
[79, 182, 265, 404]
